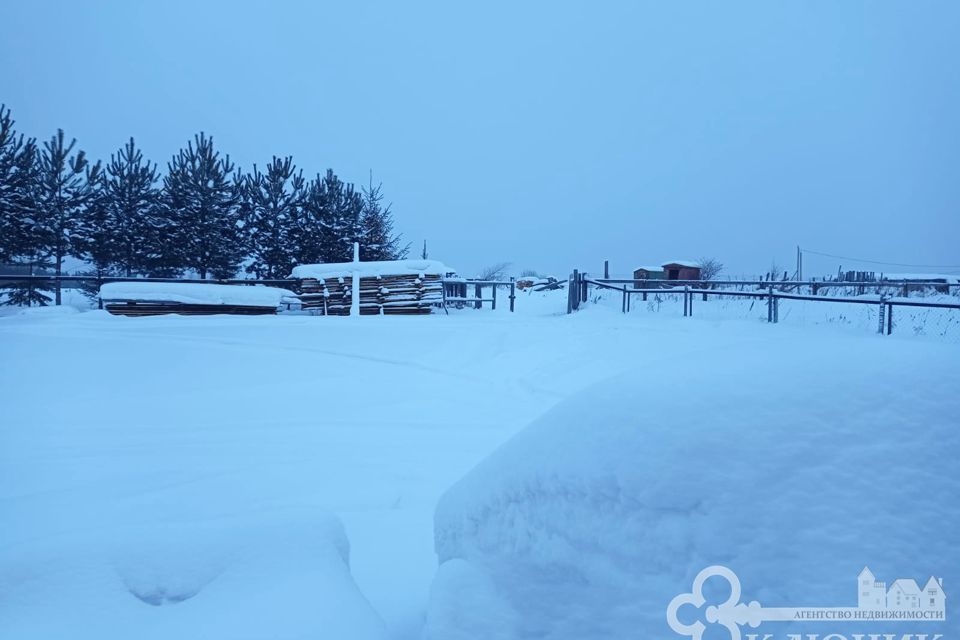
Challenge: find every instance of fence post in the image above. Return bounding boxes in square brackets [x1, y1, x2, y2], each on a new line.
[492, 283, 497, 310]
[687, 286, 693, 316]
[887, 302, 893, 335]
[571, 270, 579, 312]
[622, 286, 627, 313]
[683, 287, 688, 317]
[509, 278, 515, 312]
[581, 273, 588, 304]
[877, 295, 888, 335]
[604, 260, 609, 279]
[767, 285, 774, 322]
[475, 283, 482, 310]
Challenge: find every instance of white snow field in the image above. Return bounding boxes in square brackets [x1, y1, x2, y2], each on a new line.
[1, 291, 958, 639]
[429, 316, 960, 639]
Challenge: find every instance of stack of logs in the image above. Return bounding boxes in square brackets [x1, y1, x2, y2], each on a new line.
[298, 273, 444, 315]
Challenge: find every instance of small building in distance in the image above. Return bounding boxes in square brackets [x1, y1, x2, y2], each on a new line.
[661, 261, 701, 281]
[632, 266, 664, 281]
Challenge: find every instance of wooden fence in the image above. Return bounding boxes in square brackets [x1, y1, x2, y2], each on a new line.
[568, 272, 960, 336]
[442, 279, 516, 312]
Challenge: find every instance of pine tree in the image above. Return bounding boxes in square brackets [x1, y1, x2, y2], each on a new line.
[161, 133, 243, 279]
[296, 169, 364, 264]
[83, 138, 161, 276]
[0, 105, 51, 306]
[33, 129, 101, 305]
[243, 156, 304, 278]
[359, 176, 408, 261]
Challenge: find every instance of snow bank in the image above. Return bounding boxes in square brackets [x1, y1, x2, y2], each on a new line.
[291, 259, 451, 279]
[0, 509, 385, 640]
[99, 282, 293, 307]
[429, 343, 959, 639]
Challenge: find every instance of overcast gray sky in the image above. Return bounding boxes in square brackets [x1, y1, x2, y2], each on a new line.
[4, 1, 959, 277]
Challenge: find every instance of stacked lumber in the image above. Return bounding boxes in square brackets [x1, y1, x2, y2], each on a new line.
[99, 282, 291, 317]
[105, 302, 279, 317]
[297, 273, 443, 315]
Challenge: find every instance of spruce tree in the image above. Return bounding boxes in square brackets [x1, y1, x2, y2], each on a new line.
[360, 176, 408, 261]
[161, 133, 243, 279]
[0, 105, 51, 306]
[88, 138, 161, 276]
[243, 156, 303, 278]
[296, 169, 363, 265]
[33, 129, 101, 305]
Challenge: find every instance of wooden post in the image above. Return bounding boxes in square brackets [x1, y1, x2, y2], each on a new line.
[604, 260, 609, 279]
[686, 286, 693, 316]
[767, 285, 774, 323]
[509, 279, 516, 312]
[492, 283, 497, 310]
[887, 302, 893, 335]
[474, 283, 482, 310]
[622, 286, 627, 313]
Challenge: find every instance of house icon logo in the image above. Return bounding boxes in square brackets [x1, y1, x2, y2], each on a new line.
[858, 566, 946, 612]
[667, 565, 947, 640]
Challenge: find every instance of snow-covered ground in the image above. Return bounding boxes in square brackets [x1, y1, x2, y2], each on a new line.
[1, 289, 957, 639]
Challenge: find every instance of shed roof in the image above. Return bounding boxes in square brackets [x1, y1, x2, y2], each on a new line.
[634, 266, 664, 273]
[662, 260, 700, 269]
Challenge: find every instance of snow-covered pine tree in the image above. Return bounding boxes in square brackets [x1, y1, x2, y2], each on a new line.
[33, 129, 101, 305]
[359, 176, 408, 261]
[295, 169, 363, 265]
[243, 156, 304, 278]
[0, 105, 51, 306]
[87, 138, 161, 277]
[160, 133, 244, 279]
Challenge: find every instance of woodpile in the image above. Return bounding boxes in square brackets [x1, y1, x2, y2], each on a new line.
[105, 302, 279, 317]
[297, 273, 444, 315]
[99, 282, 291, 317]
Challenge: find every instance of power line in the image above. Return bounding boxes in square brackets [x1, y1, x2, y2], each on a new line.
[802, 249, 960, 270]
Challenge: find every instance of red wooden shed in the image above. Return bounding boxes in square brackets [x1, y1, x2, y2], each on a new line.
[662, 261, 701, 281]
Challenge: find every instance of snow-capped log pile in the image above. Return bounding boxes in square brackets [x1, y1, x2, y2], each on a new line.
[100, 282, 295, 316]
[292, 259, 449, 315]
[427, 344, 959, 640]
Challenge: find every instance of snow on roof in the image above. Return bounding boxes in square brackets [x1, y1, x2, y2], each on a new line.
[883, 273, 959, 282]
[99, 282, 293, 307]
[634, 266, 664, 272]
[291, 259, 451, 279]
[661, 260, 700, 268]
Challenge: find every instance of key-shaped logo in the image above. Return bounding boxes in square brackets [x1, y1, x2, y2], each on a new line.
[666, 565, 946, 640]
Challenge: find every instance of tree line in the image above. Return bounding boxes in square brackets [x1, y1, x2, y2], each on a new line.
[0, 104, 408, 305]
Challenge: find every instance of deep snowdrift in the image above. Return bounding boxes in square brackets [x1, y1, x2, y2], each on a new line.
[0, 509, 385, 640]
[429, 342, 959, 639]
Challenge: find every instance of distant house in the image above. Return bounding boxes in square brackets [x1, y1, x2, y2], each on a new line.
[662, 261, 701, 281]
[632, 266, 664, 281]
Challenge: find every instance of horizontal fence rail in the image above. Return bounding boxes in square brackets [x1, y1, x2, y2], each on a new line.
[0, 274, 299, 287]
[571, 274, 960, 336]
[441, 279, 516, 312]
